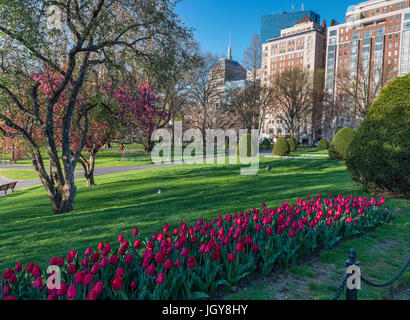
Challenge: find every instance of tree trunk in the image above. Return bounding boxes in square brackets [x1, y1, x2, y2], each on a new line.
[32, 151, 76, 214]
[78, 152, 96, 187]
[144, 136, 155, 153]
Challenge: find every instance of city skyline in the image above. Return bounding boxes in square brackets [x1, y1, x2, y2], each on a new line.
[175, 0, 351, 63]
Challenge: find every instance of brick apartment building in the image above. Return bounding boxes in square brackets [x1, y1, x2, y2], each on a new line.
[260, 17, 327, 145]
[325, 0, 410, 131]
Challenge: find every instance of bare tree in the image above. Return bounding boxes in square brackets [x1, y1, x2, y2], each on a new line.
[0, 0, 192, 214]
[185, 52, 227, 139]
[242, 34, 261, 87]
[311, 68, 326, 143]
[271, 67, 314, 141]
[337, 60, 396, 119]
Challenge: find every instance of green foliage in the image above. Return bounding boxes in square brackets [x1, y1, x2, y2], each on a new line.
[318, 138, 329, 150]
[237, 134, 258, 157]
[328, 127, 355, 160]
[287, 138, 297, 153]
[261, 137, 271, 146]
[346, 74, 410, 195]
[273, 137, 290, 156]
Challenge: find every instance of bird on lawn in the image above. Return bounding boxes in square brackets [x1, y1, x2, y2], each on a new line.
[158, 189, 161, 195]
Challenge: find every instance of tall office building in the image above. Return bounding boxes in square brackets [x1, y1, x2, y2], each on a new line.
[325, 0, 410, 126]
[261, 10, 321, 43]
[260, 17, 327, 145]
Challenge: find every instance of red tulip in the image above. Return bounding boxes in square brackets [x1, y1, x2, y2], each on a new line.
[74, 272, 83, 285]
[56, 282, 67, 297]
[81, 257, 89, 267]
[163, 259, 172, 270]
[163, 224, 170, 232]
[82, 273, 93, 286]
[180, 247, 189, 257]
[15, 262, 22, 272]
[134, 239, 141, 249]
[84, 247, 92, 256]
[2, 268, 13, 280]
[97, 241, 104, 250]
[118, 234, 124, 242]
[265, 226, 273, 236]
[131, 281, 137, 290]
[289, 229, 296, 238]
[252, 244, 260, 253]
[235, 241, 245, 252]
[92, 281, 104, 296]
[66, 285, 77, 300]
[99, 256, 108, 268]
[116, 267, 124, 278]
[33, 276, 43, 288]
[49, 256, 58, 266]
[228, 253, 236, 262]
[8, 273, 16, 284]
[102, 243, 111, 256]
[146, 264, 155, 275]
[186, 256, 196, 268]
[212, 250, 221, 261]
[132, 227, 139, 236]
[68, 264, 76, 275]
[125, 254, 133, 265]
[108, 255, 118, 265]
[155, 272, 165, 284]
[90, 252, 100, 263]
[31, 265, 40, 277]
[26, 263, 37, 277]
[90, 264, 100, 275]
[174, 259, 181, 268]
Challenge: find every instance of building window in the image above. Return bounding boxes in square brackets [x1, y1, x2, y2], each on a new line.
[376, 27, 385, 34]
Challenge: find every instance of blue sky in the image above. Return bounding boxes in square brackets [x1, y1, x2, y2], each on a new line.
[175, 0, 356, 64]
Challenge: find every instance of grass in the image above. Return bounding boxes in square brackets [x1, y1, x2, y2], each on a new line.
[0, 156, 364, 270]
[0, 169, 43, 181]
[7, 144, 230, 168]
[0, 155, 408, 301]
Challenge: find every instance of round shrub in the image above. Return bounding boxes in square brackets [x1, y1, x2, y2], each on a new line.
[318, 138, 329, 150]
[273, 137, 290, 156]
[346, 74, 410, 195]
[237, 133, 258, 157]
[287, 137, 297, 153]
[328, 127, 355, 160]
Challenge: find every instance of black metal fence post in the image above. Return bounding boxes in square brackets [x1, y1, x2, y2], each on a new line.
[345, 248, 360, 300]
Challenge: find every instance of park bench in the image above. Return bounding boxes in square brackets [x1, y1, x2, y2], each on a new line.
[0, 182, 17, 195]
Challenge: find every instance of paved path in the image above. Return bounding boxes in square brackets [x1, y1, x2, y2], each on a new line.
[0, 151, 273, 193]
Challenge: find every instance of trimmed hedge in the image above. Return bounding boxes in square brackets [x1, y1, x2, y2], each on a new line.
[273, 137, 290, 156]
[237, 134, 258, 157]
[287, 138, 297, 153]
[318, 138, 329, 150]
[329, 127, 355, 160]
[346, 74, 410, 195]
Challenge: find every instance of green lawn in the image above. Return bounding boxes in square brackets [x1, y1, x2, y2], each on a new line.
[7, 144, 230, 168]
[0, 169, 43, 180]
[0, 156, 408, 301]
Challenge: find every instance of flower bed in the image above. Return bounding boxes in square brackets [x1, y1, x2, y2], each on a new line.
[1, 194, 391, 300]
